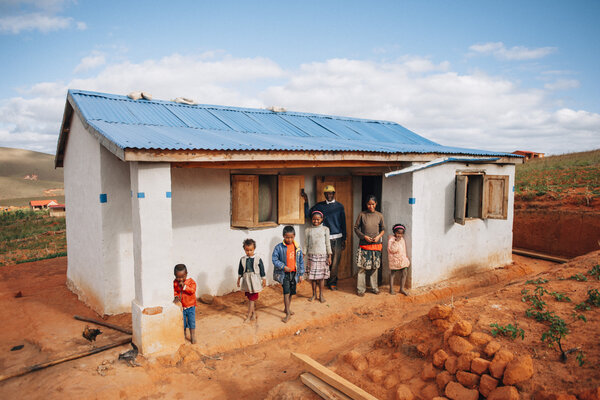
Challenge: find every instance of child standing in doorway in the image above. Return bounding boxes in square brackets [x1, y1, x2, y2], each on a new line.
[272, 226, 305, 323]
[237, 238, 266, 322]
[173, 264, 197, 344]
[387, 224, 410, 295]
[304, 210, 332, 303]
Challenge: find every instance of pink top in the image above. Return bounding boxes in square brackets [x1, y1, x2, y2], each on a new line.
[387, 235, 410, 270]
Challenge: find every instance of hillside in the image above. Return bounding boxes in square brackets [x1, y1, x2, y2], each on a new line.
[0, 147, 64, 205]
[515, 149, 600, 210]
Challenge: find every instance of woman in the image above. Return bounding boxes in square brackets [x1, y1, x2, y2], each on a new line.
[354, 195, 385, 296]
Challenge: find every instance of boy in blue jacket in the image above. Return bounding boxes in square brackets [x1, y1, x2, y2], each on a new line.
[272, 225, 305, 323]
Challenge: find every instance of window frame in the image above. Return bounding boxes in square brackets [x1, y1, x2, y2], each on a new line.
[230, 173, 305, 229]
[454, 171, 509, 225]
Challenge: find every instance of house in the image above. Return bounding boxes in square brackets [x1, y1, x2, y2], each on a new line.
[29, 199, 58, 210]
[49, 203, 66, 217]
[512, 150, 544, 161]
[55, 89, 523, 354]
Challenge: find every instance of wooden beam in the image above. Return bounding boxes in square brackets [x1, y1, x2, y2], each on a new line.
[172, 161, 405, 170]
[126, 148, 522, 165]
[301, 373, 352, 400]
[291, 352, 379, 400]
[512, 248, 569, 263]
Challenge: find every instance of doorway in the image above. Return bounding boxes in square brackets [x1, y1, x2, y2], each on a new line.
[361, 176, 382, 212]
[315, 176, 353, 279]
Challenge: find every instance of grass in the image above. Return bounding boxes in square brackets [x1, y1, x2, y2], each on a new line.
[0, 209, 66, 266]
[515, 149, 600, 205]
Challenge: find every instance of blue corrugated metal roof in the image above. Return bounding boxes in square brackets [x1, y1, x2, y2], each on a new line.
[66, 89, 517, 157]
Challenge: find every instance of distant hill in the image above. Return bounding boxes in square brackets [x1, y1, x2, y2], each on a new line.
[0, 147, 64, 205]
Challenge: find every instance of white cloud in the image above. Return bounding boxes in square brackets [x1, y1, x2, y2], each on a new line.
[544, 79, 580, 91]
[76, 21, 86, 30]
[469, 42, 557, 60]
[0, 13, 71, 33]
[74, 52, 106, 73]
[0, 53, 598, 156]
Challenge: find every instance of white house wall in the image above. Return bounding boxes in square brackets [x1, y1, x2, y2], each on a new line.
[99, 146, 134, 314]
[63, 115, 105, 313]
[170, 167, 361, 296]
[410, 163, 515, 287]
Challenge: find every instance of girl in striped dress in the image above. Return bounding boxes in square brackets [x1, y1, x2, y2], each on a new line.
[304, 210, 332, 303]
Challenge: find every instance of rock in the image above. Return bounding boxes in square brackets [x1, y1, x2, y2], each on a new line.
[503, 355, 533, 385]
[409, 377, 427, 393]
[469, 332, 493, 346]
[418, 343, 430, 358]
[445, 356, 458, 374]
[436, 371, 454, 391]
[456, 371, 480, 389]
[428, 305, 453, 320]
[422, 363, 439, 381]
[398, 365, 416, 381]
[479, 374, 499, 397]
[448, 336, 474, 355]
[384, 375, 399, 390]
[452, 321, 473, 337]
[368, 369, 385, 384]
[484, 341, 502, 357]
[422, 384, 441, 400]
[488, 386, 520, 400]
[433, 319, 453, 331]
[199, 294, 214, 304]
[445, 381, 479, 400]
[457, 352, 480, 371]
[397, 384, 415, 400]
[578, 387, 600, 400]
[471, 358, 491, 375]
[433, 349, 450, 368]
[344, 350, 368, 371]
[489, 350, 514, 379]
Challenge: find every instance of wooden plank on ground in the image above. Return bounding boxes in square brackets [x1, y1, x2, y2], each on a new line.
[512, 248, 569, 263]
[301, 373, 352, 400]
[291, 353, 378, 400]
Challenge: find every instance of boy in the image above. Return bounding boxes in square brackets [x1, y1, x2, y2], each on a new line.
[173, 264, 197, 344]
[272, 226, 305, 323]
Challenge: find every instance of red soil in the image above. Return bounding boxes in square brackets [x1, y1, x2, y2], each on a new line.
[0, 254, 598, 399]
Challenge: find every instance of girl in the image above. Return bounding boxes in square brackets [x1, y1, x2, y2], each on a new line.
[388, 223, 410, 295]
[237, 238, 266, 322]
[354, 195, 386, 296]
[304, 210, 332, 303]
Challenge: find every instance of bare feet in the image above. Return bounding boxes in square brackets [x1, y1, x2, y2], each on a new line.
[308, 295, 315, 302]
[400, 289, 409, 296]
[389, 290, 396, 295]
[282, 309, 295, 315]
[319, 296, 326, 303]
[282, 313, 291, 323]
[243, 316, 251, 323]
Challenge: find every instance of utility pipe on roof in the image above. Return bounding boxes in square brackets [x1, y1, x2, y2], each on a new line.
[384, 157, 501, 178]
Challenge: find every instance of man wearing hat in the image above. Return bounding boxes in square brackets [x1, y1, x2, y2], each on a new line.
[301, 185, 347, 290]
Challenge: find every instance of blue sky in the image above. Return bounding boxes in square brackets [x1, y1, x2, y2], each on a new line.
[1, 0, 598, 154]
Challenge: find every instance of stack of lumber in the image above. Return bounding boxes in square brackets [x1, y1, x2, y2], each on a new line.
[291, 352, 379, 400]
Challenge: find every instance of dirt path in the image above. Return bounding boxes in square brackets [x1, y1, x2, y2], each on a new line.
[0, 255, 582, 399]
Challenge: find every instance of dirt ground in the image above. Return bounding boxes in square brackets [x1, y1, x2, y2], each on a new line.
[0, 253, 598, 400]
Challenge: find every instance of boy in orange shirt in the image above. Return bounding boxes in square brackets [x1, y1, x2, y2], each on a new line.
[173, 264, 197, 344]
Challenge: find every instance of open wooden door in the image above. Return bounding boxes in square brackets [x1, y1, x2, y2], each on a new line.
[315, 176, 353, 279]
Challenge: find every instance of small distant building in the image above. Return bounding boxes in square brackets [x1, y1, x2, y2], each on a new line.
[29, 199, 58, 210]
[49, 204, 66, 217]
[512, 150, 544, 162]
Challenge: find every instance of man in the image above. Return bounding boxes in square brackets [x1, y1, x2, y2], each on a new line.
[301, 185, 346, 290]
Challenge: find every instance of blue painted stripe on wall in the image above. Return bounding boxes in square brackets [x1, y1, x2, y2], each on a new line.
[99, 193, 107, 203]
[166, 191, 172, 198]
[137, 192, 145, 199]
[408, 197, 416, 204]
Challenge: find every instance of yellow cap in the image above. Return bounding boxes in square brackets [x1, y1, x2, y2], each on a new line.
[323, 185, 335, 193]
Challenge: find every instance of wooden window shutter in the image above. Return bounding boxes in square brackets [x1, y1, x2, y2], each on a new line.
[278, 175, 305, 224]
[483, 175, 509, 219]
[231, 175, 258, 228]
[454, 175, 467, 225]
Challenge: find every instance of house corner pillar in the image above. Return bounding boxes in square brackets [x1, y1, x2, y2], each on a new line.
[129, 162, 183, 355]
